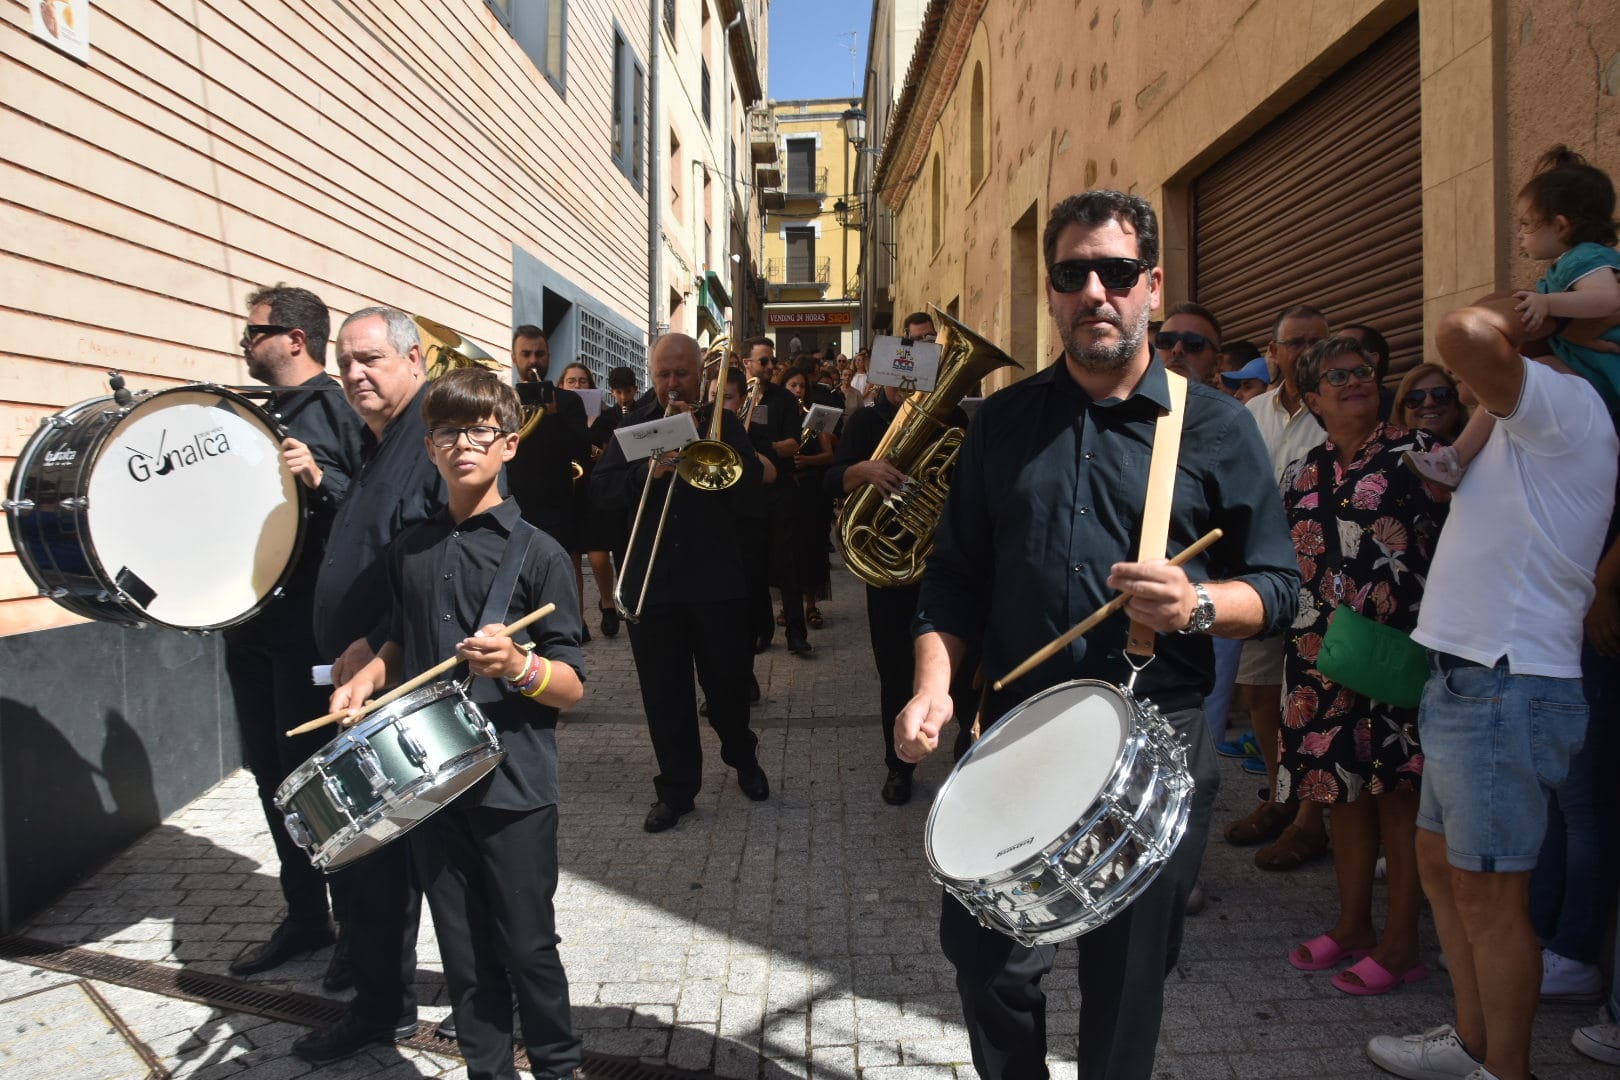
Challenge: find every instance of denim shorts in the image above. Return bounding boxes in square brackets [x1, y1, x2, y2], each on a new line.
[1415, 652, 1588, 872]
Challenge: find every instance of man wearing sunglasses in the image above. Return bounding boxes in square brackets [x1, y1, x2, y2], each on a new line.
[1154, 301, 1222, 388]
[896, 190, 1297, 1080]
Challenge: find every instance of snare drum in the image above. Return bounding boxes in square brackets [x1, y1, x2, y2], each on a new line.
[275, 680, 505, 871]
[4, 384, 304, 629]
[925, 679, 1193, 946]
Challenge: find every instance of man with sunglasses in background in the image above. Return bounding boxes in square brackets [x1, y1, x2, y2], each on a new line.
[1154, 301, 1222, 388]
[897, 190, 1297, 1080]
[1224, 305, 1332, 871]
[225, 286, 363, 983]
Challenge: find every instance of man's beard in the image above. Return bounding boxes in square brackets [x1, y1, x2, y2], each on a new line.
[1059, 303, 1149, 375]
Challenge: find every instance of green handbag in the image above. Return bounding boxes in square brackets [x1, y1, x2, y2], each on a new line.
[1309, 458, 1429, 708]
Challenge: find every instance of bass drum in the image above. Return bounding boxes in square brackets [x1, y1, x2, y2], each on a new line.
[4, 383, 305, 630]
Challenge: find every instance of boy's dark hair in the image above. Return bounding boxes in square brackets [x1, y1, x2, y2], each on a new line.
[1166, 300, 1222, 342]
[724, 366, 747, 392]
[422, 367, 521, 433]
[1043, 190, 1160, 269]
[607, 365, 637, 389]
[1519, 145, 1618, 247]
[1219, 340, 1262, 369]
[1271, 304, 1327, 341]
[245, 283, 330, 364]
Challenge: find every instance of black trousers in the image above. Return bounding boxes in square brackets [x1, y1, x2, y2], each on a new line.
[766, 486, 808, 641]
[866, 584, 982, 771]
[413, 803, 580, 1080]
[333, 840, 422, 1027]
[739, 516, 774, 646]
[626, 597, 759, 810]
[222, 634, 337, 926]
[939, 704, 1218, 1080]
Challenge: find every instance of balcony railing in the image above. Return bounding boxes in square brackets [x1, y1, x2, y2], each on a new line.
[783, 167, 828, 196]
[765, 256, 831, 285]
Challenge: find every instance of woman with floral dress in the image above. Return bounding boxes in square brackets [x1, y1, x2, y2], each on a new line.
[1279, 337, 1449, 995]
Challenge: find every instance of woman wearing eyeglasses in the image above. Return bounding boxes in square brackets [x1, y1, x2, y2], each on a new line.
[1278, 337, 1449, 996]
[1393, 363, 1468, 443]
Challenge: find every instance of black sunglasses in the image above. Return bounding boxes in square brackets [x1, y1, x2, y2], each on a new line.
[1049, 257, 1150, 293]
[243, 323, 293, 339]
[1402, 386, 1458, 409]
[1155, 331, 1213, 353]
[1318, 364, 1376, 388]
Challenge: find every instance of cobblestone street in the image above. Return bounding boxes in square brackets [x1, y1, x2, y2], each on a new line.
[0, 566, 1609, 1079]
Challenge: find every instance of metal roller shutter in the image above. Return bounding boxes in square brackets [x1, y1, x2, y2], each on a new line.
[1192, 17, 1422, 377]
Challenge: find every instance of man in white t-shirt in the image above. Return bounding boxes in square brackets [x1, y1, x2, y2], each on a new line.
[1367, 304, 1617, 1080]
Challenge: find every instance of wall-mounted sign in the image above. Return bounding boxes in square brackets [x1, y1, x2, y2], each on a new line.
[32, 0, 89, 62]
[767, 310, 853, 327]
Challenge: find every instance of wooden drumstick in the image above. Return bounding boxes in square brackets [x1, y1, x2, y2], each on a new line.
[990, 529, 1223, 693]
[285, 603, 557, 737]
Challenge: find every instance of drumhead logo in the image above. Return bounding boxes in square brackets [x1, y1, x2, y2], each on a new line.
[995, 835, 1036, 858]
[43, 448, 78, 467]
[126, 426, 232, 482]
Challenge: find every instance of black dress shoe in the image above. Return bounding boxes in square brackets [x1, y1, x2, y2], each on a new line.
[881, 768, 913, 806]
[580, 623, 592, 644]
[322, 927, 354, 992]
[292, 1012, 413, 1064]
[228, 919, 334, 976]
[435, 1014, 457, 1041]
[600, 606, 621, 638]
[737, 764, 770, 801]
[786, 632, 813, 656]
[644, 801, 690, 832]
[754, 635, 773, 654]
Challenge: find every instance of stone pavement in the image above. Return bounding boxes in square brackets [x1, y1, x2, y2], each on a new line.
[1, 564, 1612, 1079]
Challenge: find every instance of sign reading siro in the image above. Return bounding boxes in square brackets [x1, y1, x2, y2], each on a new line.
[767, 311, 853, 327]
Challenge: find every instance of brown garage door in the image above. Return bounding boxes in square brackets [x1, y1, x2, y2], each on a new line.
[1192, 17, 1422, 377]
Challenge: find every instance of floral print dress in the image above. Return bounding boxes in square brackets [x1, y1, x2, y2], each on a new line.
[1276, 424, 1448, 805]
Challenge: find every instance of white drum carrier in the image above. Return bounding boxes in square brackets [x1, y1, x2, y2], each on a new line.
[925, 679, 1193, 946]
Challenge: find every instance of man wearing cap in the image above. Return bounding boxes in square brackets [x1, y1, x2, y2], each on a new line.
[1221, 356, 1271, 404]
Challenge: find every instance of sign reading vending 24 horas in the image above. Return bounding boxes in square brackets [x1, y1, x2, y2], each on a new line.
[767, 311, 853, 326]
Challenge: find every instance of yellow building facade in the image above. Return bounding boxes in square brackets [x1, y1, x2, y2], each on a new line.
[875, 0, 1620, 391]
[759, 98, 863, 358]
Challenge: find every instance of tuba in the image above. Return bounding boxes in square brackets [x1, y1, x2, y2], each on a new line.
[413, 315, 544, 439]
[837, 307, 1022, 588]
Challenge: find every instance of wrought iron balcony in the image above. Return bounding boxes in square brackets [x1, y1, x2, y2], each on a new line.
[764, 257, 831, 286]
[784, 167, 829, 196]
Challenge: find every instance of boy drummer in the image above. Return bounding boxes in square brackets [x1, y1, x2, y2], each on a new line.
[331, 367, 585, 1080]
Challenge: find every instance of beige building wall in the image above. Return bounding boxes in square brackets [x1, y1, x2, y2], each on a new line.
[877, 0, 1619, 389]
[1, 0, 653, 635]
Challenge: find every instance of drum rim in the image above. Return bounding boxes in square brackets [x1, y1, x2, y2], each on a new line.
[923, 678, 1134, 887]
[7, 383, 310, 631]
[275, 680, 474, 796]
[311, 746, 506, 870]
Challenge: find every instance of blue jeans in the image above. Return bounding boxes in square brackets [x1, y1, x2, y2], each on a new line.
[1530, 646, 1620, 964]
[1203, 636, 1242, 744]
[1416, 652, 1589, 873]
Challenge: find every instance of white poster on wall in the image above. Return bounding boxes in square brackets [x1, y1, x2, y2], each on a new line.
[31, 0, 90, 62]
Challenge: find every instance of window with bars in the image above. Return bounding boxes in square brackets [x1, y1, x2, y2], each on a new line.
[487, 0, 567, 94]
[579, 308, 647, 388]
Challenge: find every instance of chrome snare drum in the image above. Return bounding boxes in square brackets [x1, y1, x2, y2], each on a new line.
[924, 679, 1193, 946]
[275, 680, 504, 871]
[4, 383, 303, 629]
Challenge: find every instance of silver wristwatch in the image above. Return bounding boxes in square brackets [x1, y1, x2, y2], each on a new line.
[1178, 582, 1215, 635]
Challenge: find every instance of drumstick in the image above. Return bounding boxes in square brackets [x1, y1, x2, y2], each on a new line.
[990, 529, 1223, 693]
[285, 603, 557, 736]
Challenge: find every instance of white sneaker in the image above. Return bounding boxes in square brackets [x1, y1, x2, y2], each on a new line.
[1573, 1020, 1620, 1065]
[1366, 1024, 1481, 1079]
[1541, 947, 1603, 1003]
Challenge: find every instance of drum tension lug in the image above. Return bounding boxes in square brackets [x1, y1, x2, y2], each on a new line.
[397, 726, 429, 769]
[59, 497, 87, 512]
[354, 744, 390, 795]
[1, 499, 33, 514]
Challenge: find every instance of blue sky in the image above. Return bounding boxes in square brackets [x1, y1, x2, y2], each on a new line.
[767, 0, 872, 101]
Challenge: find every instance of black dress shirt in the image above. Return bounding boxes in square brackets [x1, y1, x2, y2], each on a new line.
[915, 357, 1299, 717]
[748, 381, 804, 487]
[508, 387, 591, 537]
[312, 383, 446, 659]
[590, 402, 763, 607]
[228, 372, 365, 644]
[384, 497, 582, 811]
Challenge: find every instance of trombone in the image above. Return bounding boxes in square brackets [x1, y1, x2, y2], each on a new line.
[612, 350, 747, 622]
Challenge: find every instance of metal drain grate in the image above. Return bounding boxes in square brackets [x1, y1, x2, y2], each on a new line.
[0, 935, 720, 1079]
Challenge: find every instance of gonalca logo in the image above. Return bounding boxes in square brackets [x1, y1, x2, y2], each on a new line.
[43, 448, 78, 467]
[126, 426, 231, 482]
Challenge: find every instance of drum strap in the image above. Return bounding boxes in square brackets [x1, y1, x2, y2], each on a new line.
[1124, 370, 1188, 660]
[471, 517, 540, 698]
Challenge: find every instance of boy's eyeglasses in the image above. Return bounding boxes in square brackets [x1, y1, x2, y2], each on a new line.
[1318, 365, 1376, 388]
[1155, 331, 1213, 353]
[1048, 257, 1150, 293]
[1402, 386, 1458, 409]
[428, 425, 512, 449]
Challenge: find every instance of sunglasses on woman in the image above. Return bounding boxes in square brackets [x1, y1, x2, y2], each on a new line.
[1048, 257, 1150, 292]
[1401, 386, 1458, 409]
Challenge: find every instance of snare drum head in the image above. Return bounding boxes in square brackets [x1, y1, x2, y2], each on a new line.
[928, 680, 1128, 881]
[86, 387, 299, 628]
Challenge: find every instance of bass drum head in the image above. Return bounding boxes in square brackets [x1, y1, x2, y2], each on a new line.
[927, 680, 1127, 882]
[86, 386, 300, 629]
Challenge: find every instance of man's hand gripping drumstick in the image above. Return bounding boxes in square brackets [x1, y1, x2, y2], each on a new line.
[894, 530, 1223, 764]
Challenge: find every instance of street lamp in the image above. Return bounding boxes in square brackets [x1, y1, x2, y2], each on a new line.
[841, 106, 867, 149]
[833, 198, 854, 227]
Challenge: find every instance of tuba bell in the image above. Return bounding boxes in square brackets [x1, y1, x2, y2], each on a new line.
[837, 307, 1022, 588]
[412, 315, 544, 439]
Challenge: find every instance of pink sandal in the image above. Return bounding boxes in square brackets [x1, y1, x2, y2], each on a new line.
[1331, 956, 1430, 995]
[1288, 934, 1374, 972]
